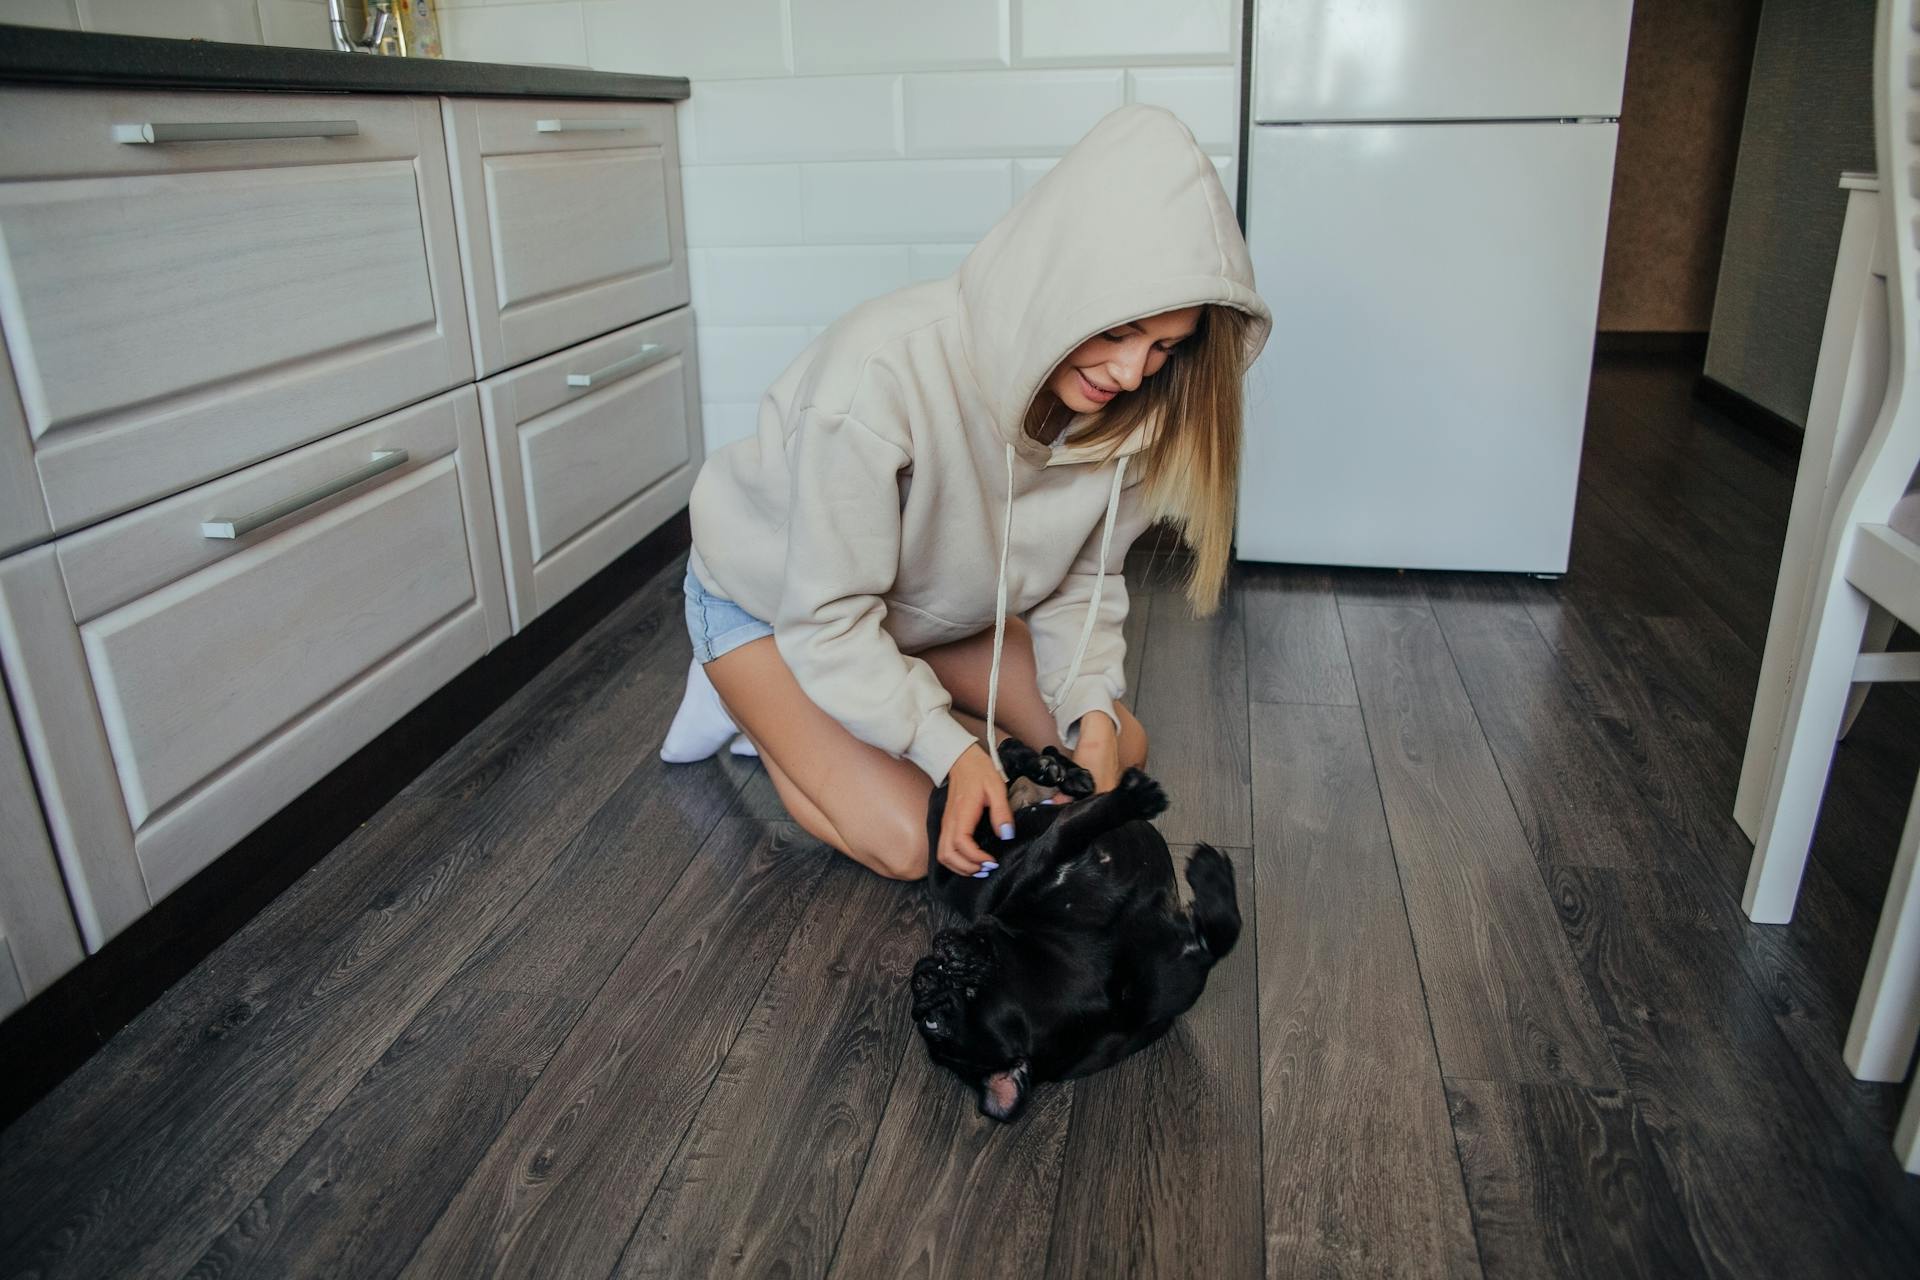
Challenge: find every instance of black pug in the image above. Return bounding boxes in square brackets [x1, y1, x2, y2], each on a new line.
[909, 738, 1241, 1121]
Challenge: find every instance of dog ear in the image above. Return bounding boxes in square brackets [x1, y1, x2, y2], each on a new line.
[910, 926, 995, 1037]
[979, 1059, 1031, 1122]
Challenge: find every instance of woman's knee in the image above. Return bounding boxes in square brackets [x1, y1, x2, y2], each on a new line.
[844, 805, 930, 881]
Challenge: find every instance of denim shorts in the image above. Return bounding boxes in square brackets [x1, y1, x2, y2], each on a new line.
[684, 566, 775, 663]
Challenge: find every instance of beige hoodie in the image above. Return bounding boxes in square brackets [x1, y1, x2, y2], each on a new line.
[688, 104, 1271, 783]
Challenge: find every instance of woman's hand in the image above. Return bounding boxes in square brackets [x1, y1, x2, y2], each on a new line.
[1072, 712, 1122, 794]
[939, 745, 1016, 877]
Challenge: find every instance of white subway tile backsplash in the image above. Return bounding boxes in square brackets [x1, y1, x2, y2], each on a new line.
[1014, 0, 1237, 66]
[76, 0, 260, 41]
[790, 0, 1004, 74]
[688, 76, 902, 164]
[1127, 67, 1239, 151]
[441, 2, 587, 66]
[702, 402, 761, 453]
[694, 245, 911, 325]
[905, 69, 1123, 156]
[257, 0, 329, 49]
[910, 244, 974, 281]
[696, 325, 814, 403]
[681, 166, 804, 247]
[802, 160, 1011, 244]
[674, 99, 698, 164]
[583, 0, 788, 80]
[0, 0, 76, 28]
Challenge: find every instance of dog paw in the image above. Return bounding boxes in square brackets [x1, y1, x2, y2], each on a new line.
[1115, 768, 1169, 820]
[1040, 746, 1096, 798]
[996, 737, 1044, 781]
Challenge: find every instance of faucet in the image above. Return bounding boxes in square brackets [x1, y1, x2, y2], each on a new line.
[327, 0, 393, 54]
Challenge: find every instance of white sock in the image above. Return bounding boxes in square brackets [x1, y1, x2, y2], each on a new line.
[729, 735, 759, 758]
[660, 659, 741, 763]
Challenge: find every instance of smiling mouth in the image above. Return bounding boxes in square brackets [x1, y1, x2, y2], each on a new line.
[1077, 369, 1117, 401]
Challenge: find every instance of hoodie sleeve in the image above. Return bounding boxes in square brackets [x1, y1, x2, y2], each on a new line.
[1026, 475, 1156, 745]
[771, 409, 982, 784]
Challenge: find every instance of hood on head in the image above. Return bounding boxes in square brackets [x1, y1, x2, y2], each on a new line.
[955, 104, 1272, 460]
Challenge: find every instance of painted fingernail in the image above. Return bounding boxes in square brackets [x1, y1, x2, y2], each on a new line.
[981, 861, 999, 871]
[972, 869, 991, 878]
[998, 823, 1015, 840]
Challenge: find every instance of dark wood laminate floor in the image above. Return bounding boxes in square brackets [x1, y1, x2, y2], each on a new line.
[4, 354, 1920, 1278]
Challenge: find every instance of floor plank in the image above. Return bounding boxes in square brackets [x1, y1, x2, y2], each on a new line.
[613, 858, 923, 1279]
[1341, 602, 1620, 1087]
[1135, 583, 1251, 847]
[827, 1046, 1074, 1280]
[399, 820, 828, 1280]
[0, 566, 693, 1280]
[1427, 575, 1680, 868]
[1447, 1080, 1701, 1280]
[182, 989, 579, 1280]
[1252, 702, 1480, 1279]
[182, 749, 737, 1278]
[1242, 564, 1359, 707]
[1549, 865, 1920, 1275]
[1043, 846, 1263, 1280]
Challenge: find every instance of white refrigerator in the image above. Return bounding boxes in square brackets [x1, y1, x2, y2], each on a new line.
[1237, 0, 1635, 572]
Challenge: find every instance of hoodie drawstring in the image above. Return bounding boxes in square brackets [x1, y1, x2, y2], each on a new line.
[980, 447, 1128, 779]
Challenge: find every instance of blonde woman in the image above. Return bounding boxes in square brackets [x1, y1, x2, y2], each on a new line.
[661, 105, 1270, 880]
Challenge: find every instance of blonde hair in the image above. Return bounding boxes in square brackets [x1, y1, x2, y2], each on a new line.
[1023, 303, 1254, 615]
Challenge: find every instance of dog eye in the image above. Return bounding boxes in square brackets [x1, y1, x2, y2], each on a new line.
[922, 1018, 940, 1031]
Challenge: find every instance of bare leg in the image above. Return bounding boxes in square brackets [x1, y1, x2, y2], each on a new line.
[919, 618, 1066, 752]
[702, 618, 1150, 880]
[706, 636, 932, 880]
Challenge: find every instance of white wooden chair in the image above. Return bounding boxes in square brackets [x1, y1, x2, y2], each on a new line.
[1741, 0, 1920, 1173]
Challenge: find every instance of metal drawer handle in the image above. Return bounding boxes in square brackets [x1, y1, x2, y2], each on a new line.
[567, 344, 669, 389]
[535, 118, 641, 134]
[200, 450, 408, 540]
[114, 120, 360, 145]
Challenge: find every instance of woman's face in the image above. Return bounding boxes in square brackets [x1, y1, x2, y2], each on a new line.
[1044, 306, 1202, 415]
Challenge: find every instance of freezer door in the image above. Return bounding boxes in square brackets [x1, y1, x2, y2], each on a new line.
[1253, 0, 1632, 122]
[1237, 121, 1618, 573]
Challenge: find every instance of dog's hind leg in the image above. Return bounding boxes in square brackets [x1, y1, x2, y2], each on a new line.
[1183, 843, 1241, 960]
[1023, 767, 1169, 865]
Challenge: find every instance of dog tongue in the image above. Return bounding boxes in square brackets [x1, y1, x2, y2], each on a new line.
[984, 1071, 1022, 1117]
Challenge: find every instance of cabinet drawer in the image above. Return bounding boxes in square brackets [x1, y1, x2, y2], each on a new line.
[0, 331, 49, 557]
[0, 85, 474, 532]
[443, 97, 688, 376]
[0, 685, 83, 1015]
[480, 308, 701, 630]
[0, 388, 510, 946]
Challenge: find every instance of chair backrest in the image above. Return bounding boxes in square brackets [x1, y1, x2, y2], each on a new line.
[1837, 0, 1920, 542]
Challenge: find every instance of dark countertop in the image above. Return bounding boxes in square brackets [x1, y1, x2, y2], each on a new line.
[0, 23, 688, 101]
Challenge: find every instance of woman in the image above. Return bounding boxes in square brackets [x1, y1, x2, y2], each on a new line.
[662, 105, 1270, 880]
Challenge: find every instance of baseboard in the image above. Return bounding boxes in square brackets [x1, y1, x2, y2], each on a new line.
[1594, 330, 1710, 358]
[1691, 373, 1805, 453]
[0, 511, 691, 1131]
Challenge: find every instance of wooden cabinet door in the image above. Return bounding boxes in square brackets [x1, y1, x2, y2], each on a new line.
[0, 388, 509, 946]
[0, 85, 474, 532]
[443, 96, 688, 377]
[478, 307, 701, 630]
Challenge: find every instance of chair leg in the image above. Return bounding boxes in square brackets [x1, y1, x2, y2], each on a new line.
[1746, 579, 1874, 923]
[1840, 603, 1900, 740]
[1899, 1076, 1920, 1175]
[1846, 778, 1920, 1079]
